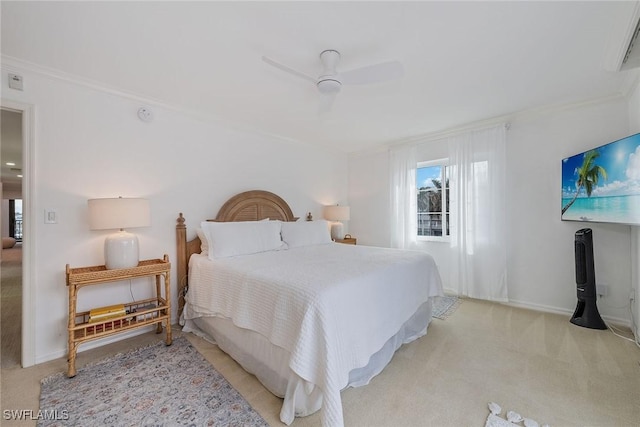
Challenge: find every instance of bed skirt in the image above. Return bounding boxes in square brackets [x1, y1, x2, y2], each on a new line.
[181, 298, 434, 424]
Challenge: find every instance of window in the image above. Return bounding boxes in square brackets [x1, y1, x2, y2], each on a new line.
[417, 160, 449, 240]
[9, 199, 22, 241]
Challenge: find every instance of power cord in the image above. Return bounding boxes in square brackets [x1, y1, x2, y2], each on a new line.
[602, 294, 640, 349]
[129, 279, 136, 303]
[627, 298, 640, 349]
[605, 319, 638, 345]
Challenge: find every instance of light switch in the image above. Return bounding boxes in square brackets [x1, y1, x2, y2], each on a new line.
[45, 209, 57, 224]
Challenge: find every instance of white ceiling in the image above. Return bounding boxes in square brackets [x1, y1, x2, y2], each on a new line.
[1, 1, 639, 153]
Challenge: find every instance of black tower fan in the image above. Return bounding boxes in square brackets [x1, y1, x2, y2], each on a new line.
[570, 228, 606, 329]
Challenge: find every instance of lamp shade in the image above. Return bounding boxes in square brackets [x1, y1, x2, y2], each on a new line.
[87, 197, 150, 270]
[323, 205, 350, 221]
[88, 197, 150, 230]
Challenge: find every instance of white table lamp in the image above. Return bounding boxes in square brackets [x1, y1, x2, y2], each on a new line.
[324, 205, 350, 240]
[88, 197, 151, 269]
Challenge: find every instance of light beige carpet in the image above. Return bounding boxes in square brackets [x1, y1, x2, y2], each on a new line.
[1, 297, 638, 426]
[285, 299, 639, 426]
[1, 245, 22, 369]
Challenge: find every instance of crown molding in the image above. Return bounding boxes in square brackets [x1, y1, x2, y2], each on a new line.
[0, 55, 343, 155]
[602, 1, 640, 72]
[2, 54, 628, 159]
[1, 55, 173, 108]
[622, 70, 640, 99]
[348, 93, 627, 159]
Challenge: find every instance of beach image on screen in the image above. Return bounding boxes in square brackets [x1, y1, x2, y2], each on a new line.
[561, 133, 640, 225]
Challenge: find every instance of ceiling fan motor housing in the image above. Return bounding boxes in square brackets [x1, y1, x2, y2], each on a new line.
[317, 50, 342, 93]
[317, 78, 342, 93]
[262, 48, 403, 103]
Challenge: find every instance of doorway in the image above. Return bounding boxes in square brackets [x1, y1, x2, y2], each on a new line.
[1, 109, 23, 368]
[1, 101, 34, 368]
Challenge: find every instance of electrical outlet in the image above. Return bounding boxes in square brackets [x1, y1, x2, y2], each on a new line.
[597, 284, 609, 297]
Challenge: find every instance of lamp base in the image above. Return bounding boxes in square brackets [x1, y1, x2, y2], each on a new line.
[104, 230, 140, 270]
[330, 222, 344, 241]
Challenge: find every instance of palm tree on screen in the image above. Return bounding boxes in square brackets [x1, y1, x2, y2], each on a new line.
[562, 150, 607, 215]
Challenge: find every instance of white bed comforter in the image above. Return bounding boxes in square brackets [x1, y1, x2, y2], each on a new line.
[183, 243, 443, 427]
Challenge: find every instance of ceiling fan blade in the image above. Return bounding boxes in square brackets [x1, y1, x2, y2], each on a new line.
[262, 56, 316, 84]
[340, 61, 404, 85]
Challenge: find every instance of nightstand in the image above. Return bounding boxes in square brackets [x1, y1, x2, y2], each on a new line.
[335, 237, 356, 245]
[65, 255, 172, 377]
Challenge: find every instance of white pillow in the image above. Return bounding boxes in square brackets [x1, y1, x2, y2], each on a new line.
[200, 220, 284, 259]
[196, 228, 208, 255]
[281, 220, 332, 248]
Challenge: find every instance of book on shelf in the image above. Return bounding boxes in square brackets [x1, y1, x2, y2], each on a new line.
[89, 304, 126, 317]
[89, 312, 126, 323]
[89, 304, 127, 323]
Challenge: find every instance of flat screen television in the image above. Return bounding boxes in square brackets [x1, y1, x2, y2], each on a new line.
[562, 132, 640, 225]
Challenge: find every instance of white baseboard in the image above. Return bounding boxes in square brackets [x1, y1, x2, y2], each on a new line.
[503, 299, 632, 328]
[441, 288, 633, 329]
[35, 325, 156, 365]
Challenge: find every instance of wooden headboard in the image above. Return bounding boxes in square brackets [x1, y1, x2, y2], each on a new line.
[175, 190, 298, 315]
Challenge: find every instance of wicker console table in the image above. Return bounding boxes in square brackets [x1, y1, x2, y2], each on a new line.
[65, 255, 172, 377]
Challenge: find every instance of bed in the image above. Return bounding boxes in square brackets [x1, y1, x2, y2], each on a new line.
[176, 190, 443, 427]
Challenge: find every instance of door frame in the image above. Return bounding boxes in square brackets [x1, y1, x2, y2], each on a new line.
[2, 100, 35, 368]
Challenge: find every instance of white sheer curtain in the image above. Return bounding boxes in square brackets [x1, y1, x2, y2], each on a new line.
[448, 124, 508, 301]
[389, 144, 418, 249]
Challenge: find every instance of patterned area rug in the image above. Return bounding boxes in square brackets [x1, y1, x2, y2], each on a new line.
[432, 295, 461, 319]
[39, 337, 268, 426]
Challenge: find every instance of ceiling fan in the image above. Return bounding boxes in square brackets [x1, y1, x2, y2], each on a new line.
[262, 49, 404, 112]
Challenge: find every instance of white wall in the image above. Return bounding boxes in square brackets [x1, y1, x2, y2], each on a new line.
[348, 151, 390, 247]
[506, 98, 630, 321]
[628, 76, 640, 341]
[349, 96, 633, 323]
[1, 65, 348, 364]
